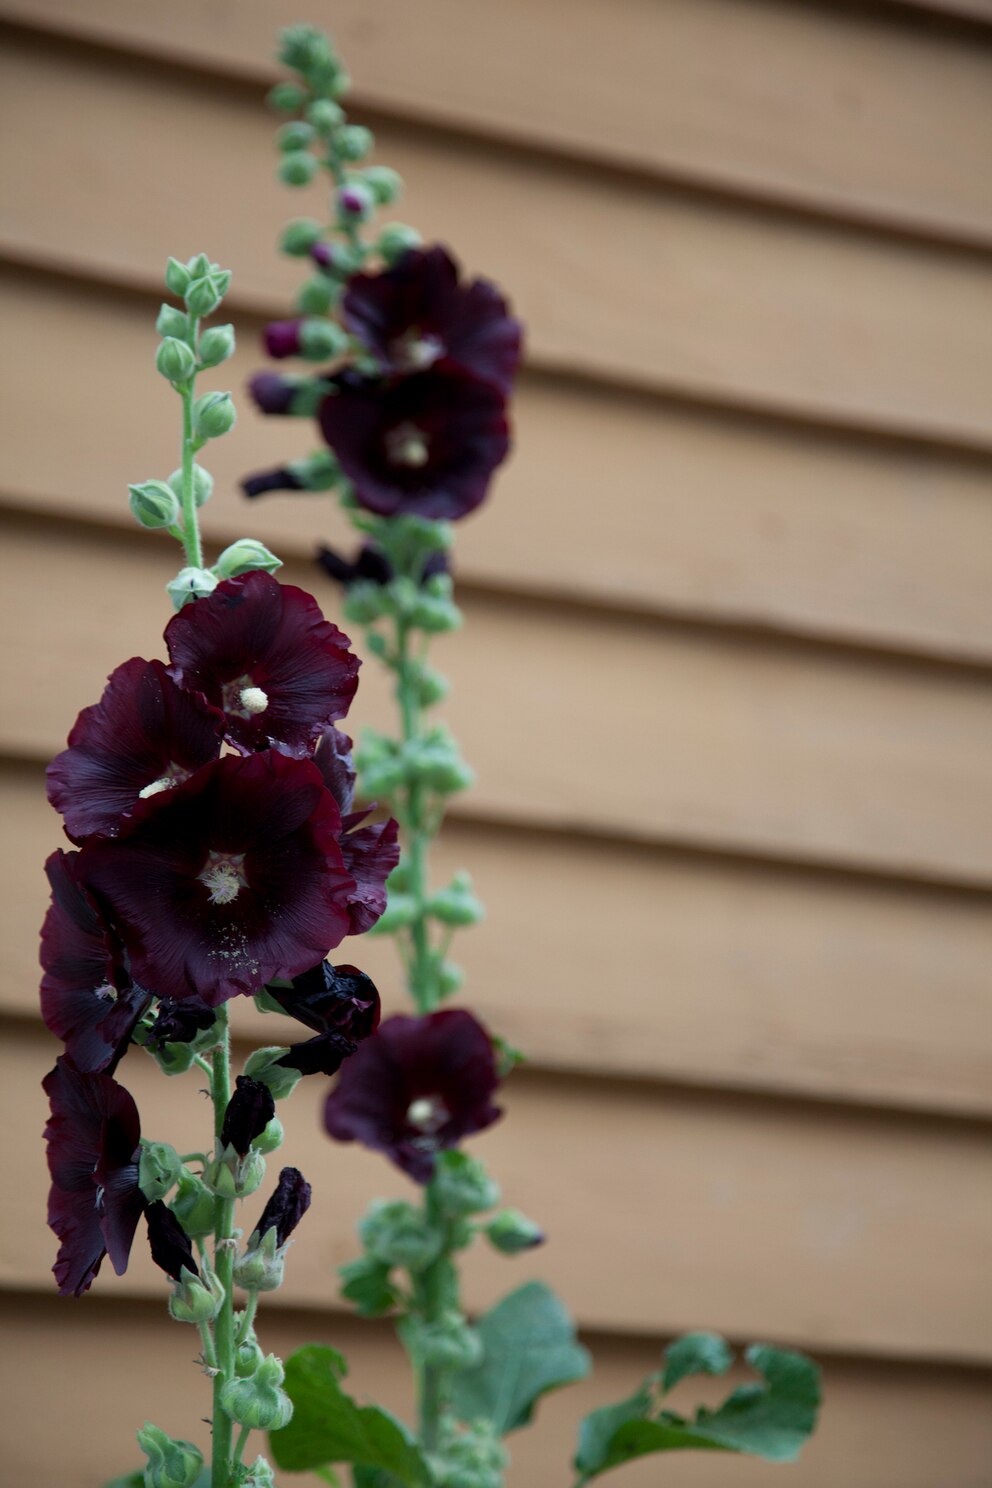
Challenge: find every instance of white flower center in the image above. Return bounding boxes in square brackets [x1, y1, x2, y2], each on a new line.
[385, 422, 430, 469]
[392, 330, 443, 372]
[406, 1095, 449, 1135]
[199, 851, 248, 906]
[239, 685, 269, 715]
[221, 675, 269, 720]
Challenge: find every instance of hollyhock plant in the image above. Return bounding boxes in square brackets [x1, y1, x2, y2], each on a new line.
[324, 1009, 503, 1181]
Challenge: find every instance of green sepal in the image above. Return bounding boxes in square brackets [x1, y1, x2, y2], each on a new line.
[573, 1339, 821, 1480]
[339, 1254, 401, 1317]
[138, 1140, 183, 1203]
[449, 1281, 590, 1434]
[269, 1344, 431, 1485]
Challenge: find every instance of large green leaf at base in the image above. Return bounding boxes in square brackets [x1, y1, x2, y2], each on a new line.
[575, 1338, 821, 1480]
[269, 1344, 430, 1485]
[449, 1281, 591, 1434]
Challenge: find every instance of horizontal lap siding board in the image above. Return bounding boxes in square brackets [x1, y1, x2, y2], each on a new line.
[3, 517, 992, 886]
[5, 1020, 992, 1361]
[2, 38, 992, 447]
[5, 1299, 992, 1488]
[7, 760, 992, 1117]
[2, 0, 992, 246]
[4, 271, 992, 666]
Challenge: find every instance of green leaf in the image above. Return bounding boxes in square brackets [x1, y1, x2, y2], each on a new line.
[661, 1331, 733, 1392]
[450, 1281, 591, 1434]
[574, 1341, 821, 1480]
[270, 1344, 430, 1485]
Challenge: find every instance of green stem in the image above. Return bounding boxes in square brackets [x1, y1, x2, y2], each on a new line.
[233, 1424, 252, 1467]
[415, 1179, 448, 1453]
[178, 317, 204, 569]
[236, 1289, 260, 1346]
[210, 1006, 236, 1488]
[394, 615, 437, 1013]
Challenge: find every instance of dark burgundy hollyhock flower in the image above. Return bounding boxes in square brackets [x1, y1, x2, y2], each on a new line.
[339, 810, 400, 935]
[43, 1056, 146, 1296]
[324, 1009, 502, 1182]
[249, 371, 305, 416]
[318, 364, 509, 521]
[270, 961, 381, 1077]
[343, 245, 521, 396]
[78, 752, 356, 1007]
[39, 850, 151, 1075]
[221, 1076, 276, 1155]
[316, 542, 448, 590]
[146, 1199, 198, 1280]
[145, 995, 217, 1051]
[165, 572, 359, 757]
[242, 464, 308, 498]
[250, 1166, 312, 1246]
[263, 318, 307, 359]
[313, 725, 356, 815]
[46, 658, 224, 842]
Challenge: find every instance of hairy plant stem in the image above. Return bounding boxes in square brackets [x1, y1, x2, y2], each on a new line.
[394, 612, 436, 1015]
[210, 1006, 236, 1488]
[415, 1179, 448, 1453]
[178, 315, 204, 569]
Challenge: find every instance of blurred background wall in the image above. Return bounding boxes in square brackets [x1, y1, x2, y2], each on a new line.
[1, 2, 991, 1484]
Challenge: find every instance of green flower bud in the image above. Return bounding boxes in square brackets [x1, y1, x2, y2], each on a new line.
[357, 757, 407, 800]
[363, 165, 403, 204]
[435, 961, 465, 999]
[170, 1170, 215, 1239]
[136, 1422, 205, 1488]
[414, 664, 449, 707]
[359, 1199, 443, 1272]
[233, 1225, 285, 1293]
[279, 150, 318, 187]
[128, 480, 181, 531]
[235, 1338, 266, 1378]
[155, 303, 189, 339]
[335, 124, 374, 161]
[428, 880, 485, 927]
[298, 317, 349, 360]
[336, 181, 374, 224]
[193, 391, 237, 440]
[409, 590, 463, 633]
[184, 276, 222, 318]
[253, 1117, 284, 1156]
[242, 1047, 302, 1102]
[219, 1354, 293, 1432]
[197, 323, 235, 368]
[138, 1141, 184, 1203]
[211, 268, 233, 297]
[296, 275, 336, 316]
[433, 1151, 501, 1218]
[485, 1209, 546, 1254]
[406, 1311, 483, 1372]
[277, 119, 316, 152]
[205, 1145, 266, 1200]
[167, 464, 214, 507]
[213, 538, 283, 580]
[338, 1254, 399, 1317]
[280, 217, 324, 256]
[243, 1455, 276, 1487]
[185, 251, 211, 279]
[169, 1264, 224, 1324]
[156, 337, 197, 384]
[385, 862, 411, 894]
[377, 222, 422, 265]
[146, 1038, 197, 1076]
[166, 567, 219, 610]
[164, 257, 191, 295]
[268, 80, 307, 114]
[342, 581, 390, 625]
[307, 98, 344, 132]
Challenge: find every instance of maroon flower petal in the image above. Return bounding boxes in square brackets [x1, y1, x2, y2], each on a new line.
[272, 960, 381, 1076]
[46, 658, 224, 841]
[318, 364, 509, 522]
[221, 1075, 276, 1156]
[165, 573, 360, 756]
[146, 1199, 198, 1281]
[343, 245, 521, 395]
[39, 850, 150, 1075]
[251, 1166, 312, 1246]
[43, 1056, 144, 1296]
[324, 1009, 502, 1182]
[78, 753, 355, 1006]
[313, 725, 356, 816]
[340, 812, 400, 935]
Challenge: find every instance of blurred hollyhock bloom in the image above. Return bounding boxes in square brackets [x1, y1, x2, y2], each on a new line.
[46, 658, 224, 842]
[78, 752, 355, 1007]
[316, 542, 448, 590]
[270, 961, 381, 1077]
[318, 364, 509, 521]
[250, 1166, 312, 1246]
[220, 1076, 276, 1155]
[145, 995, 217, 1051]
[242, 464, 307, 498]
[323, 1009, 502, 1182]
[263, 318, 307, 359]
[43, 1056, 146, 1296]
[248, 370, 305, 415]
[39, 850, 150, 1075]
[343, 246, 521, 396]
[146, 1199, 198, 1281]
[165, 571, 359, 757]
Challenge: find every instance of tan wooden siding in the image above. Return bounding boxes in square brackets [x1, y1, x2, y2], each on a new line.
[2, 4, 991, 1485]
[5, 1021, 992, 1363]
[5, 269, 992, 665]
[2, 0, 992, 246]
[2, 33, 992, 446]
